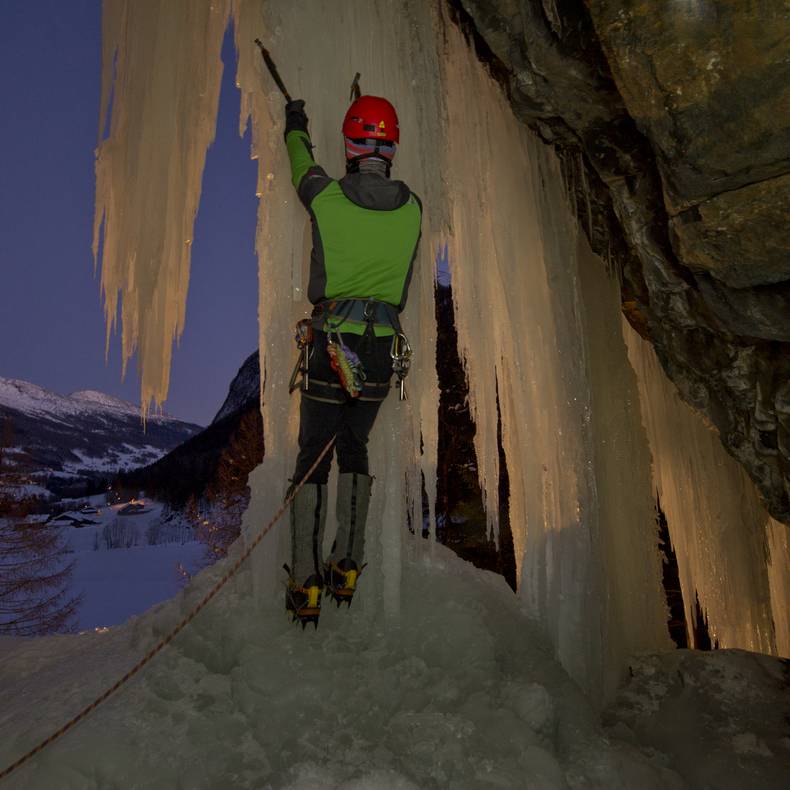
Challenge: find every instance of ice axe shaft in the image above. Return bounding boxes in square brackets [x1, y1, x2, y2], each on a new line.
[350, 72, 361, 102]
[254, 38, 292, 102]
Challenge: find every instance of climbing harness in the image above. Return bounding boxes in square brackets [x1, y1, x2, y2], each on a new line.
[288, 318, 313, 393]
[0, 436, 336, 784]
[312, 298, 401, 337]
[390, 332, 412, 401]
[290, 299, 412, 402]
[318, 300, 412, 393]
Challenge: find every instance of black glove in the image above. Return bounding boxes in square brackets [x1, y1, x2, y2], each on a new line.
[285, 99, 309, 138]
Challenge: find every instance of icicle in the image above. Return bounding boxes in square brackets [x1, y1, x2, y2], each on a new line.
[767, 518, 790, 653]
[438, 6, 669, 702]
[579, 150, 594, 242]
[94, 0, 232, 417]
[624, 321, 790, 656]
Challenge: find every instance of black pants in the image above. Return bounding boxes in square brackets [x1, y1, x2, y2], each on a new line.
[293, 331, 394, 484]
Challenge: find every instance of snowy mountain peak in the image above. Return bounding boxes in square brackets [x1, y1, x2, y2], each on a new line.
[68, 390, 141, 416]
[0, 377, 51, 403]
[0, 376, 180, 423]
[0, 375, 202, 489]
[0, 377, 72, 419]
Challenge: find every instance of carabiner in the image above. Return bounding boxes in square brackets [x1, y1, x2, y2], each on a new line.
[390, 333, 412, 401]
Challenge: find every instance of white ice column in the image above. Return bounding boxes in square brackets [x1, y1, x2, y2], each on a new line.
[438, 9, 669, 703]
[624, 320, 790, 657]
[234, 0, 444, 611]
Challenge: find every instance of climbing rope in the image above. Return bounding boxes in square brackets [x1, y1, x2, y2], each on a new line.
[0, 435, 336, 783]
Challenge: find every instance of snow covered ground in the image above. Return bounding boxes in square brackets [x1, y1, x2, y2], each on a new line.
[62, 443, 166, 475]
[0, 541, 787, 788]
[59, 500, 205, 631]
[604, 649, 790, 790]
[71, 541, 205, 631]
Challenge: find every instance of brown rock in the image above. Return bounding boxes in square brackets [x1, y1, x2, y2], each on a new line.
[670, 173, 790, 288]
[586, 0, 790, 211]
[454, 0, 790, 523]
[695, 274, 790, 342]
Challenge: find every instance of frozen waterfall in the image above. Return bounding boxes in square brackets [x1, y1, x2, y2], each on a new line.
[2, 0, 787, 786]
[90, 0, 789, 697]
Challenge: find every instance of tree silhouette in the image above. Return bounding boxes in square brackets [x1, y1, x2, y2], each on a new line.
[196, 409, 264, 561]
[0, 416, 81, 635]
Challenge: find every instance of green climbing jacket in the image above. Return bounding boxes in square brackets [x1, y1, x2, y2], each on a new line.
[285, 126, 422, 336]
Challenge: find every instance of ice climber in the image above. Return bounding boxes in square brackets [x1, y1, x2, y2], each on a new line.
[282, 94, 422, 627]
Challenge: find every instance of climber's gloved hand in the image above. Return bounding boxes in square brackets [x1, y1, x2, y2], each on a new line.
[285, 99, 309, 137]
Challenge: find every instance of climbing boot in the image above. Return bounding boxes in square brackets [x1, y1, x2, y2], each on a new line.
[285, 482, 328, 628]
[288, 481, 328, 588]
[285, 569, 323, 629]
[326, 473, 372, 606]
[325, 557, 364, 607]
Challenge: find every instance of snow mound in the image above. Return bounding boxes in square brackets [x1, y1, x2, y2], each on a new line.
[604, 649, 790, 790]
[0, 544, 686, 789]
[3, 542, 786, 788]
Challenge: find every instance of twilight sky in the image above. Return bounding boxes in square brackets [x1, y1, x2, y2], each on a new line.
[0, 1, 259, 426]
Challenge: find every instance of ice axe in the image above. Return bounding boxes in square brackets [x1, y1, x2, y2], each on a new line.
[254, 38, 292, 102]
[349, 72, 361, 102]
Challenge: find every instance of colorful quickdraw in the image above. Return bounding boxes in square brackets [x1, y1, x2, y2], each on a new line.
[327, 331, 366, 397]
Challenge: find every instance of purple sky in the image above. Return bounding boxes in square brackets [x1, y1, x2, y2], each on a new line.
[0, 1, 259, 426]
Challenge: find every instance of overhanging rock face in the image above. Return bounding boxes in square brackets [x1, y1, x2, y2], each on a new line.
[455, 0, 790, 523]
[589, 1, 790, 288]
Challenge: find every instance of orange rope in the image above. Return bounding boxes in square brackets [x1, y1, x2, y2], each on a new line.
[0, 436, 336, 783]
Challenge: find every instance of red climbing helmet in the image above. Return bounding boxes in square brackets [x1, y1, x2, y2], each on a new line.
[342, 95, 400, 144]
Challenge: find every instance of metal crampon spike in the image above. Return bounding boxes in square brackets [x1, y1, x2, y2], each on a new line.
[292, 611, 319, 629]
[326, 587, 355, 608]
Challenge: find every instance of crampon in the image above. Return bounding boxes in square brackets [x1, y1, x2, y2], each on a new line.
[284, 565, 323, 629]
[324, 559, 365, 607]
